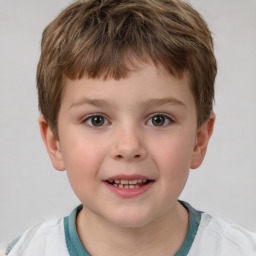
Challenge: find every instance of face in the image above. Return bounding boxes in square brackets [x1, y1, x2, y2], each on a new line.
[42, 63, 213, 228]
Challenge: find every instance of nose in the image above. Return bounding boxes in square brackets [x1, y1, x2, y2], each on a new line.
[110, 126, 147, 161]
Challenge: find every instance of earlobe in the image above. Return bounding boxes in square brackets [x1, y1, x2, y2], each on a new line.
[39, 115, 65, 171]
[190, 113, 215, 169]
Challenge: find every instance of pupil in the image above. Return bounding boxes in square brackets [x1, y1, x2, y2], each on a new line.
[92, 116, 104, 126]
[153, 116, 164, 126]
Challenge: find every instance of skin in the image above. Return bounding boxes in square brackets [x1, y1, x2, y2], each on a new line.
[40, 63, 215, 256]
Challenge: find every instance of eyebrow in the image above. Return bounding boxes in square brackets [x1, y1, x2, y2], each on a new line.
[70, 98, 117, 109]
[142, 98, 186, 107]
[69, 97, 185, 109]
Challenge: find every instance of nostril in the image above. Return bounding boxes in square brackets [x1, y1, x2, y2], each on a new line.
[115, 154, 141, 159]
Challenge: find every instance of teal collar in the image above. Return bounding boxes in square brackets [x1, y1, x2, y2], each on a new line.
[64, 205, 89, 256]
[64, 201, 202, 256]
[174, 201, 202, 256]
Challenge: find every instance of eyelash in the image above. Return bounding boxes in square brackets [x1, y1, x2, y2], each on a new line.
[146, 113, 174, 127]
[82, 113, 174, 127]
[83, 114, 110, 127]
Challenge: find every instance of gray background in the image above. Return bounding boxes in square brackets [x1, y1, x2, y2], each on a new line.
[0, 0, 256, 245]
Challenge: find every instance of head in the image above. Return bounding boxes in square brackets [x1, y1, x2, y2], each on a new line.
[37, 0, 217, 138]
[38, 0, 217, 228]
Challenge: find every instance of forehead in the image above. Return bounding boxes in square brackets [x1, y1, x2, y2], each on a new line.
[60, 63, 195, 114]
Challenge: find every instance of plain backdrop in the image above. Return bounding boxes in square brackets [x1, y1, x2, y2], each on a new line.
[0, 0, 256, 245]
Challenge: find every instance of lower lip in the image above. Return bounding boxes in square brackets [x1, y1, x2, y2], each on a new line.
[104, 181, 154, 198]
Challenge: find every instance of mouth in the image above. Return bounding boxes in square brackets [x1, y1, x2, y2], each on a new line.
[106, 179, 152, 189]
[103, 174, 156, 198]
[104, 175, 155, 198]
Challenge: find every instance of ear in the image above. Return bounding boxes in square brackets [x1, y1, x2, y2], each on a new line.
[190, 113, 215, 169]
[39, 115, 65, 171]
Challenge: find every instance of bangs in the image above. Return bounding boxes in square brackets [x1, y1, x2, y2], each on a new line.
[47, 0, 194, 81]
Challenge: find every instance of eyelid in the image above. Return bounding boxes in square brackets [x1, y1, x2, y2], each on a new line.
[82, 113, 110, 126]
[147, 112, 174, 120]
[146, 112, 174, 126]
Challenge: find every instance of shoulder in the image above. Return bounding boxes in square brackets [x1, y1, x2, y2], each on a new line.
[190, 212, 256, 256]
[6, 218, 69, 256]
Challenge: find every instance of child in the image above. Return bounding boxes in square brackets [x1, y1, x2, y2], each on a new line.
[5, 0, 256, 255]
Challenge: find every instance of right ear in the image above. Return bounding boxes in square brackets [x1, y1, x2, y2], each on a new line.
[39, 115, 65, 171]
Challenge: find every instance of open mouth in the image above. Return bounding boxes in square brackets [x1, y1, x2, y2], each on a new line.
[106, 179, 152, 189]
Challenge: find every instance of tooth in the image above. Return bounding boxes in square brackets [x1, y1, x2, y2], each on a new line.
[121, 180, 129, 185]
[109, 180, 114, 183]
[142, 179, 147, 183]
[124, 185, 129, 188]
[129, 185, 135, 189]
[135, 185, 140, 188]
[138, 179, 142, 183]
[128, 180, 137, 185]
[113, 184, 118, 187]
[115, 180, 120, 184]
[119, 184, 124, 188]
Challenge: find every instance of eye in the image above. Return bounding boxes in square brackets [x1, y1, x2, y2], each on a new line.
[84, 114, 109, 127]
[146, 114, 173, 127]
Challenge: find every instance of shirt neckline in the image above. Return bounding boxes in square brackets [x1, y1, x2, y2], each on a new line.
[174, 201, 202, 256]
[64, 201, 202, 256]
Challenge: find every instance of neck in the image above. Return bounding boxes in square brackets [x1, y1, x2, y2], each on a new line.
[76, 201, 189, 256]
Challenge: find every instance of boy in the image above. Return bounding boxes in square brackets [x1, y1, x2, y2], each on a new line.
[5, 0, 256, 255]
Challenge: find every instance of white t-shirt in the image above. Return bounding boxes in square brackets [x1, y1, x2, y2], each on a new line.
[5, 202, 256, 256]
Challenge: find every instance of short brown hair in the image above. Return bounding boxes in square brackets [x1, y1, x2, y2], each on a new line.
[37, 0, 217, 136]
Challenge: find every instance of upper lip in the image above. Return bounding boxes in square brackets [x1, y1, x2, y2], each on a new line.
[105, 174, 153, 181]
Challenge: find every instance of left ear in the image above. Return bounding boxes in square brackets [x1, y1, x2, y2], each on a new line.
[190, 113, 215, 169]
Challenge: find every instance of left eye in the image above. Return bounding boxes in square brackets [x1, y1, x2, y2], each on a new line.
[146, 114, 173, 126]
[84, 115, 109, 127]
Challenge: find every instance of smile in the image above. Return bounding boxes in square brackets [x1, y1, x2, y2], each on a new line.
[104, 174, 155, 198]
[107, 179, 150, 189]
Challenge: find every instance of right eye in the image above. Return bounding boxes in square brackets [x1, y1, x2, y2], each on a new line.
[83, 114, 109, 127]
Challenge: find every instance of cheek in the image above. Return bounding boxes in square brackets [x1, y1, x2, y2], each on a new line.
[153, 134, 194, 201]
[61, 135, 107, 178]
[61, 136, 107, 200]
[150, 131, 196, 176]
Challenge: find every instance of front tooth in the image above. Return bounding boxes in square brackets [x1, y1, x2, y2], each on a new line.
[128, 180, 137, 185]
[124, 185, 129, 188]
[121, 180, 129, 185]
[129, 185, 135, 189]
